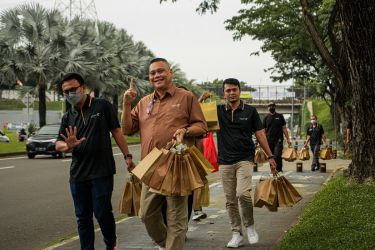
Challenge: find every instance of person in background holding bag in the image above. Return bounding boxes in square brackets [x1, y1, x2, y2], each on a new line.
[263, 102, 291, 172]
[303, 115, 327, 171]
[55, 73, 134, 250]
[121, 58, 207, 250]
[217, 78, 276, 248]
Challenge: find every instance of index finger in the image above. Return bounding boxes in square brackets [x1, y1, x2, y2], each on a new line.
[129, 77, 135, 90]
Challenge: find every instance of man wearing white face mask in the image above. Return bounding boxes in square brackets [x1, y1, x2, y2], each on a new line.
[304, 115, 327, 171]
[56, 73, 135, 250]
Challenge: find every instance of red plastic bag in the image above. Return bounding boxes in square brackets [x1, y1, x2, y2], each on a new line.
[203, 132, 219, 172]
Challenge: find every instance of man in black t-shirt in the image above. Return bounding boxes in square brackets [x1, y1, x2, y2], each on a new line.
[217, 78, 276, 248]
[56, 73, 134, 250]
[263, 102, 291, 172]
[304, 115, 327, 171]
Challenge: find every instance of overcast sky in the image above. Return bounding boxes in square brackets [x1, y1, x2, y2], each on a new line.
[1, 0, 290, 86]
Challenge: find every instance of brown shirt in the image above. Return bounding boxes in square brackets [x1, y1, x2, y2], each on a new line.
[130, 84, 208, 159]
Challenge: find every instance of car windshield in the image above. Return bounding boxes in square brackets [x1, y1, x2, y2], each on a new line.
[37, 125, 60, 135]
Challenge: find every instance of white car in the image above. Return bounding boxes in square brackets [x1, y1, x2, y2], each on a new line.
[0, 132, 10, 143]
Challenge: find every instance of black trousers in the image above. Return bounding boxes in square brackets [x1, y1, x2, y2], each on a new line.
[268, 141, 283, 172]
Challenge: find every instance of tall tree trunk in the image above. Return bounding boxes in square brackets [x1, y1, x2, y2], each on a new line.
[38, 82, 47, 127]
[338, 1, 375, 182]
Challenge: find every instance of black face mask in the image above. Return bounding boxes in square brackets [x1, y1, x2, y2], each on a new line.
[269, 107, 275, 113]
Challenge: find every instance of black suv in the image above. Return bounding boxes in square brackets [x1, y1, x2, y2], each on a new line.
[26, 124, 64, 159]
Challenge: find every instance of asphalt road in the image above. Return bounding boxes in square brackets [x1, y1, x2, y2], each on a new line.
[0, 144, 141, 250]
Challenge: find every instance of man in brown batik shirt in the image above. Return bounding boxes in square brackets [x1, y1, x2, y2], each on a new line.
[121, 58, 207, 250]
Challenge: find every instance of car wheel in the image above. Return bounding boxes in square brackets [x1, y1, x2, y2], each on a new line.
[27, 153, 35, 159]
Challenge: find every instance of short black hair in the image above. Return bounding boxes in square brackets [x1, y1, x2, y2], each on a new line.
[59, 73, 85, 87]
[223, 78, 240, 90]
[149, 57, 169, 67]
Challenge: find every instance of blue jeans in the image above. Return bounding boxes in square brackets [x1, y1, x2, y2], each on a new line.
[70, 176, 116, 250]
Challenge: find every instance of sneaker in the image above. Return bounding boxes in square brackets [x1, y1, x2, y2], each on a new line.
[192, 210, 207, 221]
[227, 232, 244, 248]
[247, 225, 259, 244]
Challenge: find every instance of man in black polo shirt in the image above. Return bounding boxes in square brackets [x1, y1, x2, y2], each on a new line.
[263, 102, 291, 172]
[56, 73, 134, 250]
[304, 115, 327, 171]
[217, 78, 276, 248]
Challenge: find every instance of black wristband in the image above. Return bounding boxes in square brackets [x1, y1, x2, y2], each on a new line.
[268, 155, 275, 160]
[124, 153, 132, 159]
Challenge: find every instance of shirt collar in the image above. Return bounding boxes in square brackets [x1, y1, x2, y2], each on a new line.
[153, 84, 177, 100]
[225, 100, 245, 111]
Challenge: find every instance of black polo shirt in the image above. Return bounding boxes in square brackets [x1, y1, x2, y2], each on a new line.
[57, 95, 120, 182]
[217, 101, 263, 164]
[307, 124, 325, 145]
[263, 113, 286, 143]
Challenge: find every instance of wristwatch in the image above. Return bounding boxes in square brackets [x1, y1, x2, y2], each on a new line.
[184, 128, 190, 136]
[124, 153, 132, 159]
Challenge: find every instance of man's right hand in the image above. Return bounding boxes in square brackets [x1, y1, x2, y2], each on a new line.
[123, 78, 137, 104]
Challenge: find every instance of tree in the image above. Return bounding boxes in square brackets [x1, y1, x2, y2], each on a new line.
[161, 0, 375, 182]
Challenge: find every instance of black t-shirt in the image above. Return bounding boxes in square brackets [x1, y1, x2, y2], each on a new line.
[217, 101, 263, 164]
[263, 113, 286, 143]
[57, 95, 120, 182]
[307, 124, 325, 145]
[347, 120, 352, 130]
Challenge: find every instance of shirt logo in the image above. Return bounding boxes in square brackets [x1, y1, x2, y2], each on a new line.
[239, 117, 248, 121]
[171, 104, 181, 108]
[91, 113, 100, 119]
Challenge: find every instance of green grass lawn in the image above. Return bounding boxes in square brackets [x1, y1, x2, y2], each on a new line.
[0, 130, 27, 154]
[278, 176, 375, 250]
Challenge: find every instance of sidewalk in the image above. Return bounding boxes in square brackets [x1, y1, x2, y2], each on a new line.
[48, 158, 350, 250]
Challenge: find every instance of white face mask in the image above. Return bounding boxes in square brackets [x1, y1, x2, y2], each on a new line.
[66, 92, 82, 106]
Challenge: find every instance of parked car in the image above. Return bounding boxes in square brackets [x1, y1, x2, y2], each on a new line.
[0, 130, 10, 143]
[26, 124, 64, 159]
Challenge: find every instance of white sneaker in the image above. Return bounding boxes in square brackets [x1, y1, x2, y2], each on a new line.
[247, 225, 259, 244]
[226, 232, 244, 248]
[192, 210, 207, 221]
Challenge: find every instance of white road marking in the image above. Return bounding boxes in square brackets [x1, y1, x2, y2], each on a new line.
[0, 166, 15, 170]
[208, 215, 219, 219]
[0, 156, 25, 161]
[43, 217, 132, 250]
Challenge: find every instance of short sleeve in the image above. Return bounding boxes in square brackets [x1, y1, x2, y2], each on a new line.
[104, 100, 120, 131]
[252, 108, 264, 132]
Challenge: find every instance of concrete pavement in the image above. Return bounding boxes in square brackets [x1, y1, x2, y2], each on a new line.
[47, 158, 351, 250]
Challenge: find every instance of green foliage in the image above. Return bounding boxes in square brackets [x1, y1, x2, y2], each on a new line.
[0, 99, 25, 110]
[278, 176, 375, 249]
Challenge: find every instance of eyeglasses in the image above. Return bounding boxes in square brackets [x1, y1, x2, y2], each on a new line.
[63, 86, 81, 95]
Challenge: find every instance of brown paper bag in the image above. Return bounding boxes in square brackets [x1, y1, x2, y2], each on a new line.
[297, 147, 310, 161]
[200, 182, 210, 207]
[187, 145, 214, 175]
[200, 101, 218, 129]
[279, 176, 302, 204]
[119, 174, 142, 216]
[254, 147, 268, 164]
[132, 147, 163, 180]
[254, 177, 277, 208]
[282, 147, 297, 161]
[148, 151, 174, 190]
[320, 147, 333, 160]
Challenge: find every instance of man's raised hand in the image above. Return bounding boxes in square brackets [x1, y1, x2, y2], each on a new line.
[123, 77, 137, 104]
[60, 126, 86, 150]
